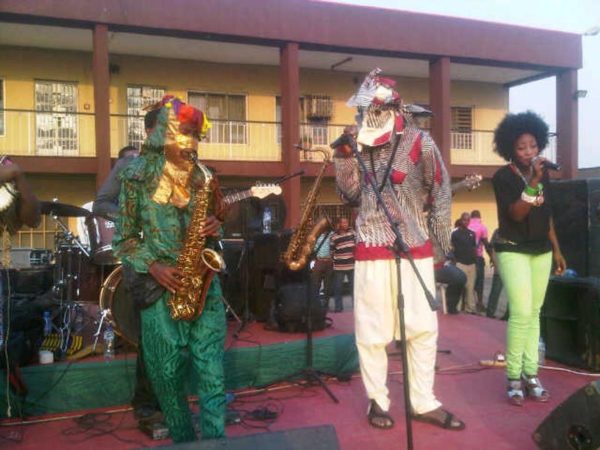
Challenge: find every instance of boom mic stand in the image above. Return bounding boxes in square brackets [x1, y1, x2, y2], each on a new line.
[348, 139, 439, 450]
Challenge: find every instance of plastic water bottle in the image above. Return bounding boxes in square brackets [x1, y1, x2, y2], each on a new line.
[538, 337, 546, 366]
[262, 207, 272, 234]
[43, 311, 52, 337]
[103, 324, 115, 361]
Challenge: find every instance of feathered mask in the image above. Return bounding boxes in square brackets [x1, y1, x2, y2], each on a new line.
[144, 95, 211, 152]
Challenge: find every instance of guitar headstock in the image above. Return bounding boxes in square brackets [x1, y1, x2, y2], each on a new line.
[249, 184, 282, 199]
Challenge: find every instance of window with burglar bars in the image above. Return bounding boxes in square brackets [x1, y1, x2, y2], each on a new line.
[311, 204, 354, 227]
[127, 86, 165, 149]
[414, 105, 473, 150]
[275, 96, 331, 146]
[451, 106, 473, 149]
[35, 81, 79, 155]
[0, 79, 4, 136]
[188, 92, 246, 144]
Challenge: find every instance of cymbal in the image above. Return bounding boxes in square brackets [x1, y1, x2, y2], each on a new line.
[40, 201, 91, 217]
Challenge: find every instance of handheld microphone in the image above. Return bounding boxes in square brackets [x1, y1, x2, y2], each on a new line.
[532, 156, 561, 171]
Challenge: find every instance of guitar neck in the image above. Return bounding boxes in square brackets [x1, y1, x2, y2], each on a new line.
[223, 189, 252, 206]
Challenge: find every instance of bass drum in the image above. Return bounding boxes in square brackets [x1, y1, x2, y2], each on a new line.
[98, 266, 139, 346]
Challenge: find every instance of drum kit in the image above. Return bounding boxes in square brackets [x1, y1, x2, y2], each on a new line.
[40, 200, 138, 355]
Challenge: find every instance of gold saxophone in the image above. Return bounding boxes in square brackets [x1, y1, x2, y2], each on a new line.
[283, 148, 332, 271]
[167, 154, 226, 321]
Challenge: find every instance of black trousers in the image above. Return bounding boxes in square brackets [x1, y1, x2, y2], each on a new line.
[435, 265, 467, 314]
[131, 315, 160, 411]
[474, 256, 485, 305]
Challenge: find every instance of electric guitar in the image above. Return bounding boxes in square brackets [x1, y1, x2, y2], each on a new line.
[223, 183, 282, 206]
[451, 174, 482, 195]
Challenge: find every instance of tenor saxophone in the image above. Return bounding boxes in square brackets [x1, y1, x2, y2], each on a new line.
[167, 154, 226, 321]
[283, 147, 332, 271]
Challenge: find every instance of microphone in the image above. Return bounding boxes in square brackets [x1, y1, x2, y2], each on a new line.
[532, 156, 561, 171]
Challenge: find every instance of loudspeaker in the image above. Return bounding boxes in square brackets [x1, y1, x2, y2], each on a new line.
[156, 424, 339, 450]
[549, 178, 600, 277]
[533, 381, 600, 450]
[0, 267, 54, 295]
[275, 283, 328, 333]
[541, 277, 600, 371]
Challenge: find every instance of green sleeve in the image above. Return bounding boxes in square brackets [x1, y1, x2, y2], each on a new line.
[112, 178, 155, 273]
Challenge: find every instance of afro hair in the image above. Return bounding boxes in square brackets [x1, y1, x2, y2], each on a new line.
[493, 111, 549, 162]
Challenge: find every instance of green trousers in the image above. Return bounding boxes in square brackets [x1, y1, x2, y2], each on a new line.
[141, 278, 226, 443]
[496, 251, 552, 380]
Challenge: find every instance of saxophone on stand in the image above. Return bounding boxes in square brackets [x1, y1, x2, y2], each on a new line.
[283, 147, 332, 271]
[167, 154, 226, 321]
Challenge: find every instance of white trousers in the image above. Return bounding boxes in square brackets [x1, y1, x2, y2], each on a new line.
[354, 258, 441, 414]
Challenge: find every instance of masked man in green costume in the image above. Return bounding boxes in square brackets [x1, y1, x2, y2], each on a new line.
[113, 95, 227, 442]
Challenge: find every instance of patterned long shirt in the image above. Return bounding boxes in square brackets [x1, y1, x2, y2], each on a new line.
[113, 152, 222, 274]
[330, 229, 356, 270]
[334, 118, 451, 261]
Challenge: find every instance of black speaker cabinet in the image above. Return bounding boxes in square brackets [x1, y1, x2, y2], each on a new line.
[541, 277, 600, 371]
[549, 178, 600, 277]
[533, 381, 600, 450]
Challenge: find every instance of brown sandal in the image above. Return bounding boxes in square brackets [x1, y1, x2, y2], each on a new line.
[367, 400, 394, 429]
[412, 407, 465, 431]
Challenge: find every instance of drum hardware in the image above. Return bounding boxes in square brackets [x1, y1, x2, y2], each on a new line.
[40, 200, 92, 218]
[85, 215, 119, 266]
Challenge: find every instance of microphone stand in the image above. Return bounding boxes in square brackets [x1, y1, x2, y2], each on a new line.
[348, 139, 439, 450]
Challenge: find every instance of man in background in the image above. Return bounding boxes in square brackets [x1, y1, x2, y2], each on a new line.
[92, 110, 160, 422]
[330, 217, 355, 313]
[310, 230, 333, 307]
[451, 212, 478, 314]
[468, 210, 491, 313]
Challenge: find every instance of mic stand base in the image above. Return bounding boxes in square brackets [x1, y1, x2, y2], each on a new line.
[283, 263, 339, 404]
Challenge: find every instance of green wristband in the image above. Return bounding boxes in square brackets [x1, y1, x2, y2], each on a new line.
[524, 185, 538, 196]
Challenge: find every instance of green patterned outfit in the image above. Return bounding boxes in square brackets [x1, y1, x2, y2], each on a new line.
[113, 151, 226, 442]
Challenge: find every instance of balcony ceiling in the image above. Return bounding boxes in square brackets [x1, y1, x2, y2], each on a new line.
[0, 22, 542, 84]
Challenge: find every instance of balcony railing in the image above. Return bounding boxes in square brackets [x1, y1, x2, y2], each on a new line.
[0, 110, 559, 166]
[450, 130, 557, 165]
[0, 109, 96, 157]
[299, 123, 345, 161]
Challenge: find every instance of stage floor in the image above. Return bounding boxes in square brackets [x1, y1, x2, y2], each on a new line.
[1, 312, 598, 450]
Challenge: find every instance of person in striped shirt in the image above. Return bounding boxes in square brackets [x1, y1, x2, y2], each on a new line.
[330, 217, 356, 312]
[333, 69, 464, 431]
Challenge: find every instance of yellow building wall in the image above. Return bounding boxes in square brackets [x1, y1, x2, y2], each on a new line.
[0, 46, 96, 157]
[2, 45, 509, 161]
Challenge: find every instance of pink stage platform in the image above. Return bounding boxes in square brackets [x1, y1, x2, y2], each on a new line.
[1, 312, 597, 450]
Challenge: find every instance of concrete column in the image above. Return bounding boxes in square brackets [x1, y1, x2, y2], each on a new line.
[92, 24, 111, 189]
[280, 42, 301, 228]
[429, 57, 451, 166]
[556, 69, 578, 179]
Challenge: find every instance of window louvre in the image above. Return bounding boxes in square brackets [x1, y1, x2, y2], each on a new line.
[188, 92, 247, 144]
[451, 107, 472, 132]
